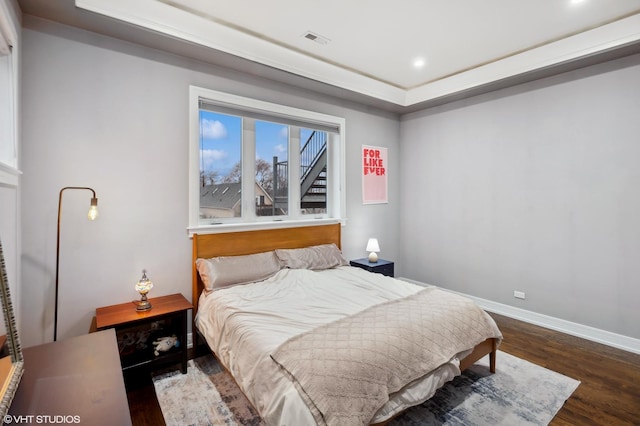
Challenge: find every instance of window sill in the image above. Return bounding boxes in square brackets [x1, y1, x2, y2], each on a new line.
[0, 161, 21, 187]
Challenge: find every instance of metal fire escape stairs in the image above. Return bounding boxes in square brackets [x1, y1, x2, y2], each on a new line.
[273, 130, 327, 211]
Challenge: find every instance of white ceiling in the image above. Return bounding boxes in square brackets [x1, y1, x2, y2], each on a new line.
[17, 0, 640, 111]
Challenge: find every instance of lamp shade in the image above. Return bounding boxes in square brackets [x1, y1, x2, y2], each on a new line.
[366, 238, 380, 253]
[366, 238, 380, 262]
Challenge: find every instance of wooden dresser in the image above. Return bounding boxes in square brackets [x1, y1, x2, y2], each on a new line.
[8, 329, 131, 425]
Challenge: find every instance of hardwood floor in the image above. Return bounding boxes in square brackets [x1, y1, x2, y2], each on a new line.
[126, 313, 640, 425]
[124, 367, 167, 426]
[492, 313, 640, 426]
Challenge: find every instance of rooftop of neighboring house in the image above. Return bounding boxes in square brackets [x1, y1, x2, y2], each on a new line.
[200, 182, 242, 209]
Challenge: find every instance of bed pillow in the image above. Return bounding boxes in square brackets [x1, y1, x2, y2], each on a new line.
[196, 250, 282, 291]
[275, 243, 348, 270]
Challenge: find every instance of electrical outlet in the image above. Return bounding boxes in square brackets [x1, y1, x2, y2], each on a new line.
[514, 291, 526, 300]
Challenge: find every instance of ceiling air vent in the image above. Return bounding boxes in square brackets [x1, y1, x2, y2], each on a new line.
[303, 31, 330, 45]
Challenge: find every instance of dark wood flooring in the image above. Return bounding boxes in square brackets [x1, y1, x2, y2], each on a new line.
[125, 313, 640, 425]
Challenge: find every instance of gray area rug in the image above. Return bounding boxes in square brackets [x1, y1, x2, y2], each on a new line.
[153, 350, 579, 425]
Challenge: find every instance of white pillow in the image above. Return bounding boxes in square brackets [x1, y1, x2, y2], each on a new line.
[275, 243, 348, 270]
[196, 251, 282, 291]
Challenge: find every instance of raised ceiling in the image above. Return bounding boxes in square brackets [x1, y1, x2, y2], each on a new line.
[17, 0, 640, 111]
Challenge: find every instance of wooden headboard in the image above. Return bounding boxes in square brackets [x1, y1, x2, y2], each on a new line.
[191, 223, 341, 317]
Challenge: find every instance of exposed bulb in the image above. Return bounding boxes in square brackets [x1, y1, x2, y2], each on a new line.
[88, 197, 99, 220]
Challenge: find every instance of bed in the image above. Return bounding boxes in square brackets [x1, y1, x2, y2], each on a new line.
[192, 223, 502, 425]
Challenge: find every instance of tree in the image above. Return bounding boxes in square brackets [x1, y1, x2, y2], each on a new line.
[200, 170, 219, 186]
[256, 158, 273, 193]
[223, 159, 275, 194]
[222, 162, 241, 183]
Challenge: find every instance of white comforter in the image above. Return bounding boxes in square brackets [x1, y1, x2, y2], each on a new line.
[195, 266, 496, 425]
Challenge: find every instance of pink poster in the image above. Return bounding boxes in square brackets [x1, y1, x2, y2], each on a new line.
[362, 145, 388, 204]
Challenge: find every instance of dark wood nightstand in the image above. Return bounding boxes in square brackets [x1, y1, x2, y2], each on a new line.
[349, 258, 394, 277]
[95, 293, 192, 374]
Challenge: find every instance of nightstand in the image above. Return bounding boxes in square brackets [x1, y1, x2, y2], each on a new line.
[349, 258, 394, 277]
[95, 293, 192, 374]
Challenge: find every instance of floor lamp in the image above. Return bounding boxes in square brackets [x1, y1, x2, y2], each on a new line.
[54, 186, 99, 341]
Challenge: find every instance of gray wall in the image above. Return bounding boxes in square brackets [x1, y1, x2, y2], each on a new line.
[20, 16, 400, 346]
[0, 185, 19, 338]
[399, 53, 640, 339]
[21, 13, 640, 347]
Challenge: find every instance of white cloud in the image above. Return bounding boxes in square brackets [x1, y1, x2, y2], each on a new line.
[201, 119, 227, 139]
[279, 127, 289, 139]
[201, 149, 226, 169]
[274, 144, 287, 154]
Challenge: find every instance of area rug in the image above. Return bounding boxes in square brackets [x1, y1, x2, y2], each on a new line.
[152, 350, 579, 425]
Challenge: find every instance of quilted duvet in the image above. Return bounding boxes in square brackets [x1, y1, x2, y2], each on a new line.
[270, 286, 502, 426]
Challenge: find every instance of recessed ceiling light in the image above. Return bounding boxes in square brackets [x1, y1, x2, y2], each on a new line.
[413, 57, 427, 68]
[570, 0, 586, 4]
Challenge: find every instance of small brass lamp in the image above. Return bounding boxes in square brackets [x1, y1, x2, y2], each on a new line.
[135, 270, 153, 311]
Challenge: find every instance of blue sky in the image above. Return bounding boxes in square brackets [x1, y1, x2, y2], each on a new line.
[199, 111, 288, 180]
[200, 110, 316, 181]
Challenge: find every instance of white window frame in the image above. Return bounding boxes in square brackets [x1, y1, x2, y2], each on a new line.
[188, 86, 346, 234]
[0, 1, 19, 187]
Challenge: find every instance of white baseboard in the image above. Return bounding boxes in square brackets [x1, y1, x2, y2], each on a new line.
[398, 277, 640, 355]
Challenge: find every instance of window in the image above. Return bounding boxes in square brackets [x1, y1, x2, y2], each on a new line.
[198, 110, 242, 219]
[189, 86, 345, 232]
[0, 2, 18, 187]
